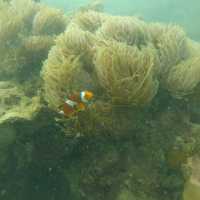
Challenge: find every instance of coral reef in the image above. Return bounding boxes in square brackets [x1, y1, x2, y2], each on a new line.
[40, 7, 200, 200]
[42, 11, 160, 110]
[1, 1, 200, 200]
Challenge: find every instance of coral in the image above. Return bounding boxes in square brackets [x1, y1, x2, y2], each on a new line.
[32, 5, 67, 36]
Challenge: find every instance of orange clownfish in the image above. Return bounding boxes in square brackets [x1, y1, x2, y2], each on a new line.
[59, 91, 93, 117]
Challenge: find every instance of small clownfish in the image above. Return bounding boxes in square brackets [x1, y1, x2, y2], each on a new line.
[59, 91, 93, 117]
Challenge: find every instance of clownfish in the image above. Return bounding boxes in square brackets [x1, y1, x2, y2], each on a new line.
[59, 91, 93, 117]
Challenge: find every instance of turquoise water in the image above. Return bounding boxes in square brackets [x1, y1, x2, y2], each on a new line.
[43, 0, 200, 41]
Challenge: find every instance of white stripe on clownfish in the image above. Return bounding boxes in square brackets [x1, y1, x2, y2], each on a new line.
[65, 98, 78, 108]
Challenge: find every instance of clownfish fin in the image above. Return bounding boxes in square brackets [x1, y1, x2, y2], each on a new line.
[77, 102, 86, 111]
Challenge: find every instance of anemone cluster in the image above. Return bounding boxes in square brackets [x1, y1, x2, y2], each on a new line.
[0, 0, 67, 81]
[42, 9, 200, 111]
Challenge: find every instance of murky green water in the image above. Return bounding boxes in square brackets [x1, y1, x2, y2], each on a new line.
[0, 0, 200, 200]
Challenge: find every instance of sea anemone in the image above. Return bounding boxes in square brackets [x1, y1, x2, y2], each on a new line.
[164, 56, 200, 98]
[41, 24, 95, 110]
[32, 5, 67, 36]
[97, 16, 150, 46]
[94, 41, 160, 105]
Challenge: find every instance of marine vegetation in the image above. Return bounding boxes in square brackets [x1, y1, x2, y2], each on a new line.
[1, 1, 200, 200]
